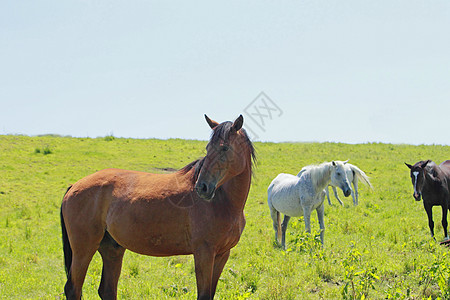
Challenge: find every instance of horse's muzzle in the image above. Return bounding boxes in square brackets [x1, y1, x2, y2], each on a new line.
[194, 181, 216, 200]
[413, 192, 421, 201]
[343, 188, 351, 197]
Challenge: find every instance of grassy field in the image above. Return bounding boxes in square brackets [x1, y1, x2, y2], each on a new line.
[1, 135, 450, 299]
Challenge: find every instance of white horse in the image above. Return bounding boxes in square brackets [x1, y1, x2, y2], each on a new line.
[267, 161, 351, 249]
[325, 163, 372, 206]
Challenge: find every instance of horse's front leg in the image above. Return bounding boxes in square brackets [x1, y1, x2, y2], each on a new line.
[211, 250, 230, 297]
[424, 203, 435, 239]
[441, 202, 449, 240]
[332, 186, 344, 206]
[303, 206, 312, 235]
[316, 202, 325, 244]
[193, 246, 215, 300]
[325, 187, 332, 205]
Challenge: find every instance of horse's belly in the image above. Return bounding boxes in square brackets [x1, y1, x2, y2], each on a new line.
[106, 202, 194, 256]
[271, 194, 304, 217]
[109, 227, 193, 257]
[125, 240, 192, 257]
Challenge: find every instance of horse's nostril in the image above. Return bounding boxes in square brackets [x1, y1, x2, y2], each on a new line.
[344, 189, 351, 197]
[195, 182, 209, 194]
[195, 181, 216, 200]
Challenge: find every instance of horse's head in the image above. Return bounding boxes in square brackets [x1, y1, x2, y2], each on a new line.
[405, 160, 432, 201]
[195, 114, 254, 201]
[330, 160, 352, 197]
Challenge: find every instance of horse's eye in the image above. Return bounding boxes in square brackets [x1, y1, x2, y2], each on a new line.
[336, 172, 341, 176]
[221, 145, 229, 152]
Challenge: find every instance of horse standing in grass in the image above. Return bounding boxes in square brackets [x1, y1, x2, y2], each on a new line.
[405, 160, 450, 242]
[325, 162, 372, 206]
[267, 161, 351, 249]
[60, 114, 255, 300]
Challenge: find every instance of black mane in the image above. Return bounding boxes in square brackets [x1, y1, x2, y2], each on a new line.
[178, 158, 205, 183]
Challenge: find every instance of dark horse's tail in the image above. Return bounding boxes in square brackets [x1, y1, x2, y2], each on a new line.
[61, 186, 73, 278]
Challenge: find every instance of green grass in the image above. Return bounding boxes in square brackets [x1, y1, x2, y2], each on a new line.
[1, 135, 450, 299]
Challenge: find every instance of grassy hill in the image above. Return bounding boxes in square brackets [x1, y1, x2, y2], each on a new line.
[1, 135, 450, 299]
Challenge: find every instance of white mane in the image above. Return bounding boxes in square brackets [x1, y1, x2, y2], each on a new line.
[297, 162, 333, 193]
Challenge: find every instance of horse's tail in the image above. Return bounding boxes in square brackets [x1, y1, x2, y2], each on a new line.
[276, 211, 282, 243]
[268, 183, 282, 244]
[350, 165, 373, 190]
[61, 186, 73, 278]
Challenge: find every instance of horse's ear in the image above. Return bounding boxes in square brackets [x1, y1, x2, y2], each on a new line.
[343, 159, 349, 164]
[405, 163, 413, 169]
[332, 161, 336, 167]
[232, 114, 244, 132]
[419, 160, 431, 170]
[205, 114, 219, 129]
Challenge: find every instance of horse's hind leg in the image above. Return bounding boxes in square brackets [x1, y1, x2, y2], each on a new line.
[98, 232, 126, 300]
[441, 204, 449, 240]
[65, 245, 98, 300]
[281, 215, 291, 250]
[352, 178, 358, 205]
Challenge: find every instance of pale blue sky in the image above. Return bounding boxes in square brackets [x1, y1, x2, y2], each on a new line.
[1, 1, 450, 144]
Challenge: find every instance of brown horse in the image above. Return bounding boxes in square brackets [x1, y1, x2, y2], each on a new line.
[61, 115, 256, 300]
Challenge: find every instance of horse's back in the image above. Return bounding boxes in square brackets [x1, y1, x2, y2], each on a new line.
[268, 173, 299, 195]
[62, 169, 150, 221]
[439, 160, 450, 173]
[438, 161, 450, 195]
[439, 161, 450, 181]
[64, 168, 183, 203]
[268, 173, 303, 217]
[64, 169, 146, 209]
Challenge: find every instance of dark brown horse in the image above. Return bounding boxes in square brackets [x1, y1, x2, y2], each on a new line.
[61, 115, 255, 300]
[405, 160, 450, 242]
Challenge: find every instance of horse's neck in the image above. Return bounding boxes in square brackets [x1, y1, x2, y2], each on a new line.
[312, 164, 332, 192]
[424, 169, 441, 188]
[222, 162, 252, 212]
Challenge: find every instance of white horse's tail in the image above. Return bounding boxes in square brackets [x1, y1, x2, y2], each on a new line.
[276, 211, 281, 243]
[349, 164, 373, 189]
